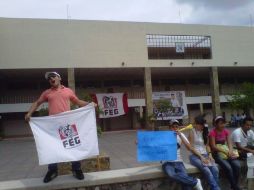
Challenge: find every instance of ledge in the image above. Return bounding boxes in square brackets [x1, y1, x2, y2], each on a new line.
[0, 163, 200, 190]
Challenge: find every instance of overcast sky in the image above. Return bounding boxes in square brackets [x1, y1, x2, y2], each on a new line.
[0, 0, 253, 26]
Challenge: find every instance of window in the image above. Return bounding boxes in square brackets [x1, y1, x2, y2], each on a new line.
[146, 34, 212, 59]
[104, 80, 131, 87]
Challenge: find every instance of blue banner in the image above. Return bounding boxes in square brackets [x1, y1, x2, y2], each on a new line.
[137, 131, 177, 162]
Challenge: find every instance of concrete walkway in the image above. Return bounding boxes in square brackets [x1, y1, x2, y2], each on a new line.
[0, 130, 190, 181]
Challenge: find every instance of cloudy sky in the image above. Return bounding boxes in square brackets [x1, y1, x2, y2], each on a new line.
[0, 0, 253, 26]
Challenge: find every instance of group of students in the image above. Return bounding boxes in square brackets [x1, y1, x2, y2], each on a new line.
[163, 115, 254, 190]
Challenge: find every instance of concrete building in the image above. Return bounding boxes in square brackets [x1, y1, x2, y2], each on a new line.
[0, 17, 254, 137]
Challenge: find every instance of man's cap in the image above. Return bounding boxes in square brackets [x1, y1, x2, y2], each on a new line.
[45, 72, 60, 80]
[170, 119, 180, 126]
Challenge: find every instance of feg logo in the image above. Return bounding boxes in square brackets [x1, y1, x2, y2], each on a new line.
[58, 124, 81, 149]
[102, 96, 119, 116]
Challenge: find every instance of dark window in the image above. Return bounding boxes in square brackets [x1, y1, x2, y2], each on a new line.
[203, 103, 212, 109]
[133, 80, 144, 87]
[146, 34, 212, 59]
[104, 80, 131, 87]
[161, 79, 185, 85]
[187, 104, 200, 110]
[84, 81, 102, 88]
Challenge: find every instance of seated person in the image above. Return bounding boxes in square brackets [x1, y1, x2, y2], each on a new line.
[188, 116, 220, 190]
[209, 116, 241, 190]
[231, 117, 254, 159]
[162, 120, 203, 190]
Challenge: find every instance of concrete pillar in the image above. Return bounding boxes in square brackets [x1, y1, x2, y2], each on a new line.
[67, 68, 76, 92]
[210, 67, 221, 117]
[144, 67, 154, 129]
[139, 106, 143, 118]
[199, 103, 204, 115]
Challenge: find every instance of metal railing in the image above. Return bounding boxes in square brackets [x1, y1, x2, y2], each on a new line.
[0, 85, 237, 104]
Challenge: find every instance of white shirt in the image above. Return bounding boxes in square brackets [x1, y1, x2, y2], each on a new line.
[171, 99, 180, 107]
[175, 132, 188, 162]
[161, 132, 189, 163]
[191, 129, 207, 155]
[231, 128, 254, 147]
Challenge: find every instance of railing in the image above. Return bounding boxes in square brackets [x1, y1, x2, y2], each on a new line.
[0, 96, 37, 104]
[0, 86, 237, 104]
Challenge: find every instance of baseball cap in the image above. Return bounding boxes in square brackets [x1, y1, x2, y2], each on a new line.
[45, 72, 60, 80]
[170, 119, 180, 126]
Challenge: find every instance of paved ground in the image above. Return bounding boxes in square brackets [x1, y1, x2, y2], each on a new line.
[0, 129, 235, 182]
[0, 130, 187, 181]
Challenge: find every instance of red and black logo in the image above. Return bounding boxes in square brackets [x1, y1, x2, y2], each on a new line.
[58, 124, 81, 149]
[102, 96, 119, 116]
[103, 96, 117, 108]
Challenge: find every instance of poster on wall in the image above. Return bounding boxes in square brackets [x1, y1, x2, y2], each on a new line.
[93, 93, 128, 118]
[152, 91, 188, 120]
[175, 42, 185, 53]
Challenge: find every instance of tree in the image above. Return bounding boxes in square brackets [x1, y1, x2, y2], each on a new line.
[156, 99, 173, 119]
[153, 99, 173, 127]
[228, 82, 254, 116]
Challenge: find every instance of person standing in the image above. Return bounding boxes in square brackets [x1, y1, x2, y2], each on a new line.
[236, 114, 241, 127]
[231, 117, 254, 160]
[231, 114, 237, 128]
[25, 71, 94, 183]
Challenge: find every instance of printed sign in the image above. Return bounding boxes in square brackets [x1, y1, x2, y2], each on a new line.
[29, 104, 99, 165]
[153, 91, 188, 120]
[95, 93, 128, 118]
[175, 42, 185, 53]
[58, 124, 81, 149]
[137, 131, 177, 162]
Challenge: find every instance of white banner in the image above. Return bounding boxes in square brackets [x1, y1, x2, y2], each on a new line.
[95, 93, 128, 118]
[152, 91, 188, 120]
[29, 104, 99, 165]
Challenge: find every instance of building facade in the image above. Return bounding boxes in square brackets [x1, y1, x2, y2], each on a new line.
[0, 18, 254, 137]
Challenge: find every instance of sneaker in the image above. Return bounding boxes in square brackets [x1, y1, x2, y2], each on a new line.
[194, 178, 203, 190]
[43, 170, 58, 183]
[72, 169, 84, 180]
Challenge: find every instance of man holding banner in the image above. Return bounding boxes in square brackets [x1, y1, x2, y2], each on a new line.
[25, 71, 96, 183]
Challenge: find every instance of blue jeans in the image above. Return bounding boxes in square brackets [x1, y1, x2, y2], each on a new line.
[213, 154, 241, 190]
[189, 154, 220, 190]
[48, 161, 81, 171]
[162, 162, 197, 190]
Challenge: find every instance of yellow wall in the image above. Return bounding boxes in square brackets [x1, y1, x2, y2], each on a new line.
[0, 18, 254, 69]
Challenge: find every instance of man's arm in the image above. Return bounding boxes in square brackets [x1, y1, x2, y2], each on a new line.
[25, 100, 43, 122]
[71, 98, 98, 108]
[231, 130, 254, 153]
[72, 99, 90, 107]
[235, 142, 254, 154]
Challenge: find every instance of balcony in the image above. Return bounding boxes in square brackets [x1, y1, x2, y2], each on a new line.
[0, 84, 237, 104]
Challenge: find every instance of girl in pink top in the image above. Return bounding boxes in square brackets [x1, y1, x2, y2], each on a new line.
[209, 116, 241, 190]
